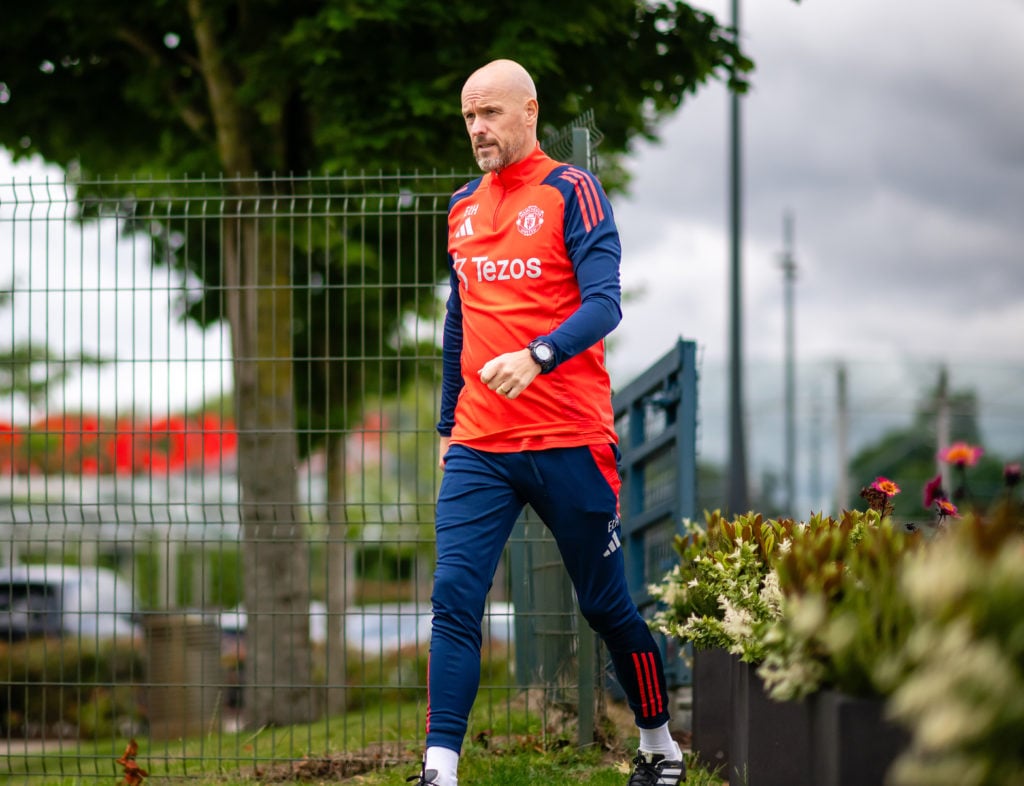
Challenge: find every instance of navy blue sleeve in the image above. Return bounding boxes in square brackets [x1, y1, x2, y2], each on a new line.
[436, 265, 464, 437]
[539, 166, 622, 367]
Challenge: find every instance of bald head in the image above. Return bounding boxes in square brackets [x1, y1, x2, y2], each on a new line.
[460, 59, 539, 172]
[462, 59, 538, 103]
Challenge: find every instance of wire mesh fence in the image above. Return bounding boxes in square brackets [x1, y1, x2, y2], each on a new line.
[0, 171, 592, 782]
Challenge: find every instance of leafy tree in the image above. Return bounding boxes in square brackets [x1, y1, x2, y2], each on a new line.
[1, 0, 763, 727]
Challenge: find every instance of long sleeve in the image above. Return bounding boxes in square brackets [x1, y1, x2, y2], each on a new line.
[436, 268, 464, 437]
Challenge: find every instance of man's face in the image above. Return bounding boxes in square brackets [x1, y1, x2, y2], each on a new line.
[461, 84, 534, 172]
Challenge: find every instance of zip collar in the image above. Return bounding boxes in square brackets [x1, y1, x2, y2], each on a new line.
[487, 143, 552, 191]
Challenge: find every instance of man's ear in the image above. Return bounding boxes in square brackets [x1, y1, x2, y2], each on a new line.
[525, 97, 539, 126]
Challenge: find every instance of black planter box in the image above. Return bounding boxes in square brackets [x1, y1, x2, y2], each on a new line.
[731, 660, 813, 786]
[811, 689, 911, 786]
[691, 646, 732, 776]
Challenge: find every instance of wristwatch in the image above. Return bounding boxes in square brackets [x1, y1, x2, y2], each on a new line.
[528, 339, 556, 374]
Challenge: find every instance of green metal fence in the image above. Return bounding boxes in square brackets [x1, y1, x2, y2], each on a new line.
[0, 171, 596, 782]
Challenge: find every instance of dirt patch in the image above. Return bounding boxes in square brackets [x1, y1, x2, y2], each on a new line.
[249, 743, 412, 782]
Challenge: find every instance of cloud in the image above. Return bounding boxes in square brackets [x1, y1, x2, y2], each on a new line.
[605, 0, 1024, 508]
[609, 0, 1024, 376]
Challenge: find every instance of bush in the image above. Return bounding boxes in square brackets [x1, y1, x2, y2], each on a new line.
[0, 636, 145, 738]
[887, 506, 1024, 786]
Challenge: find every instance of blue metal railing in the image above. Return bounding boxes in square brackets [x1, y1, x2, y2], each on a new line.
[613, 337, 698, 687]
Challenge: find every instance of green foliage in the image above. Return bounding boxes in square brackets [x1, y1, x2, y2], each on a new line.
[762, 513, 922, 701]
[0, 1, 753, 180]
[206, 547, 242, 609]
[651, 508, 924, 699]
[887, 506, 1024, 786]
[649, 511, 799, 660]
[0, 637, 145, 739]
[651, 468, 1024, 786]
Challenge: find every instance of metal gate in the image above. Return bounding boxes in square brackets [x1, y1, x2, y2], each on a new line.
[613, 337, 699, 688]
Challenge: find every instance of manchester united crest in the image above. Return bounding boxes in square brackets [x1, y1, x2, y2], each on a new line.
[516, 205, 545, 237]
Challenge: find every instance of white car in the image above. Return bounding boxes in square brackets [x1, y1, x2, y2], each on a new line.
[0, 564, 141, 644]
[220, 601, 514, 653]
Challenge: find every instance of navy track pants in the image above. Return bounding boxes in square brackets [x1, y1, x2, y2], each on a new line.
[425, 443, 671, 752]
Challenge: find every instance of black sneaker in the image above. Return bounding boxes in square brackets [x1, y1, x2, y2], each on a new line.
[627, 749, 686, 785]
[406, 767, 441, 785]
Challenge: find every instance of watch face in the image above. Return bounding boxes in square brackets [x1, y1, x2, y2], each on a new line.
[535, 344, 553, 362]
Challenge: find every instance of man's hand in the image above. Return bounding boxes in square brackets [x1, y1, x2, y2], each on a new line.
[478, 349, 542, 400]
[438, 435, 451, 471]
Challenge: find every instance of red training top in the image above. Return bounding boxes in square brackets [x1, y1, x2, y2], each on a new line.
[439, 143, 623, 452]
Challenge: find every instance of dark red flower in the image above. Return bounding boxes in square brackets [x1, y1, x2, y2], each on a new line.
[922, 474, 945, 509]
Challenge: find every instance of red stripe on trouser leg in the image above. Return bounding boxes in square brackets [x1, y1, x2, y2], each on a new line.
[643, 651, 664, 714]
[632, 652, 651, 718]
[425, 652, 431, 733]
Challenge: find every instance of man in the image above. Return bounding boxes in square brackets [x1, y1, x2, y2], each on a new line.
[411, 59, 685, 786]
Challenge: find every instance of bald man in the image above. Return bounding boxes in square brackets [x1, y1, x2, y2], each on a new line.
[414, 60, 686, 786]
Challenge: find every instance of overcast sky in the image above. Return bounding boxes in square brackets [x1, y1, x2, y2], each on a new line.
[611, 0, 1024, 373]
[3, 0, 1022, 509]
[606, 0, 1024, 505]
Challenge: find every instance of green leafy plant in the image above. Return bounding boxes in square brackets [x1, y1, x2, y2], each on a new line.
[887, 505, 1024, 786]
[761, 511, 921, 700]
[649, 511, 800, 661]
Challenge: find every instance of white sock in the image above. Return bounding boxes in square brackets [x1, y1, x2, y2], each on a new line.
[639, 723, 681, 759]
[424, 745, 460, 786]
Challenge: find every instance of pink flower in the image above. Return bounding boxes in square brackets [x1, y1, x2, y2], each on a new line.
[1005, 463, 1022, 488]
[940, 442, 983, 468]
[936, 498, 958, 519]
[922, 474, 945, 509]
[871, 477, 901, 497]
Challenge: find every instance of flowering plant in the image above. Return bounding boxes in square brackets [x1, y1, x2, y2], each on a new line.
[761, 510, 921, 700]
[887, 504, 1024, 786]
[651, 500, 921, 702]
[648, 511, 797, 660]
[650, 447, 1024, 714]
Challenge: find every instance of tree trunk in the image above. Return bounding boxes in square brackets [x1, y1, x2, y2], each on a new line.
[225, 214, 314, 727]
[188, 0, 312, 726]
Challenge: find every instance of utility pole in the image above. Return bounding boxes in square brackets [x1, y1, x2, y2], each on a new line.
[836, 364, 850, 512]
[935, 366, 951, 494]
[808, 393, 822, 514]
[726, 0, 749, 515]
[780, 211, 797, 516]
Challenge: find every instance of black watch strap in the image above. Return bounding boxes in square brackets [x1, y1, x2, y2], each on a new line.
[528, 339, 556, 374]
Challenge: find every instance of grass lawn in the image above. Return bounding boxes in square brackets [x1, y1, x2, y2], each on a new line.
[0, 696, 726, 785]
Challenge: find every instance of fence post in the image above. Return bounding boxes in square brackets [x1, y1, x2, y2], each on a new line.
[571, 126, 598, 748]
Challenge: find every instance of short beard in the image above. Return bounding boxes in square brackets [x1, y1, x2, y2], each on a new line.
[474, 133, 526, 172]
[476, 155, 502, 172]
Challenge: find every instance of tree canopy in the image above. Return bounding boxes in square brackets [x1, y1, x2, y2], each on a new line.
[1, 0, 752, 180]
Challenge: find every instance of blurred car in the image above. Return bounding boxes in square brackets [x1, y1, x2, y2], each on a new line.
[0, 564, 142, 644]
[220, 601, 433, 654]
[219, 600, 514, 654]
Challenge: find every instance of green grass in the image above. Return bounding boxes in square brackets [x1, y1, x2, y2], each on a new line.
[0, 697, 726, 785]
